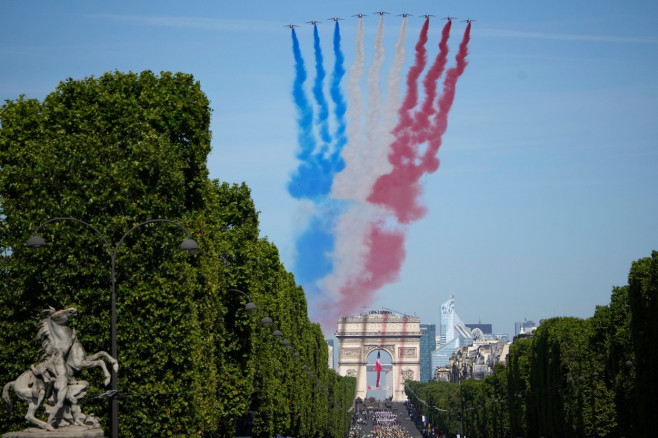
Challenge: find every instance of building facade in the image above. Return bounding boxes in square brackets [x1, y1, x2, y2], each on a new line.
[326, 339, 334, 369]
[419, 324, 436, 382]
[432, 295, 473, 372]
[515, 319, 537, 337]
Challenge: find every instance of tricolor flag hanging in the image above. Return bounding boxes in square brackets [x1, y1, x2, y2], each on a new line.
[375, 351, 382, 388]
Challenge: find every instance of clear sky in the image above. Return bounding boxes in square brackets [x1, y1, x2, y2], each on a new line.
[2, 0, 657, 338]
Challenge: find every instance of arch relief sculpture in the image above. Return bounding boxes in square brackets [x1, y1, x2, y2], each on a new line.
[401, 368, 414, 382]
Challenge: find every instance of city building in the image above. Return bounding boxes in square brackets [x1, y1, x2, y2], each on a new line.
[515, 319, 537, 337]
[326, 339, 334, 369]
[465, 323, 509, 342]
[465, 323, 492, 336]
[441, 338, 511, 382]
[419, 324, 436, 382]
[431, 295, 473, 372]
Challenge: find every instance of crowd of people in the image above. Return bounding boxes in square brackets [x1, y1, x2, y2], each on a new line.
[347, 403, 417, 438]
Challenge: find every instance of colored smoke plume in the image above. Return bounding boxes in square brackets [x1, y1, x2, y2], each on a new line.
[287, 25, 349, 295]
[368, 22, 471, 224]
[286, 20, 471, 330]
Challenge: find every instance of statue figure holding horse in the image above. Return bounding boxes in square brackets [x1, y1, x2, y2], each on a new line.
[2, 307, 119, 431]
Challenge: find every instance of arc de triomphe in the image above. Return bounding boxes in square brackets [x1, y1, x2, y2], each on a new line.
[335, 311, 421, 402]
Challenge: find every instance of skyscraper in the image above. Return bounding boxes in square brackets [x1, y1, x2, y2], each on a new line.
[432, 295, 473, 371]
[419, 324, 436, 382]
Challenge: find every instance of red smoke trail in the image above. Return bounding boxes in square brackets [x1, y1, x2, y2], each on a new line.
[413, 21, 452, 143]
[389, 19, 430, 165]
[420, 23, 471, 172]
[335, 224, 406, 316]
[368, 23, 471, 224]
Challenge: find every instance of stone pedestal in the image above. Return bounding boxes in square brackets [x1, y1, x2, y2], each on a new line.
[3, 426, 105, 438]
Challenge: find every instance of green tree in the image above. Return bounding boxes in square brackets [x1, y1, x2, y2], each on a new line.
[0, 70, 214, 436]
[0, 71, 354, 438]
[506, 337, 531, 437]
[628, 251, 658, 437]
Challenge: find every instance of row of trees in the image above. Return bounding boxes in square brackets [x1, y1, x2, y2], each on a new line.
[0, 71, 355, 437]
[407, 250, 657, 438]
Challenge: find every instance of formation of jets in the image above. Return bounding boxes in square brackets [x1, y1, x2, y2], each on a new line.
[284, 14, 475, 28]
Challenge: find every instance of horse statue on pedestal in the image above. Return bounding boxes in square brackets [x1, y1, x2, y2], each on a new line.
[2, 307, 119, 431]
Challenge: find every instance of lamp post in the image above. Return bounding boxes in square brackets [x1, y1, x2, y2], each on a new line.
[26, 217, 198, 438]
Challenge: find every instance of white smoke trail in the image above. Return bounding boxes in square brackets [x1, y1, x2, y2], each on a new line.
[332, 19, 365, 201]
[320, 19, 408, 313]
[323, 18, 387, 303]
[370, 17, 407, 186]
[317, 203, 378, 303]
[356, 16, 387, 201]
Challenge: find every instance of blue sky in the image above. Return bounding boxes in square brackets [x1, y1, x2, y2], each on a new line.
[2, 0, 657, 337]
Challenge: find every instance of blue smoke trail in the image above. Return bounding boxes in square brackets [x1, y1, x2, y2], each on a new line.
[288, 25, 347, 200]
[313, 25, 331, 146]
[289, 29, 315, 167]
[292, 215, 335, 292]
[287, 25, 351, 296]
[288, 27, 325, 199]
[329, 21, 347, 173]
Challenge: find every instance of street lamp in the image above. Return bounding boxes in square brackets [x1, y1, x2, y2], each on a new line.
[26, 217, 198, 438]
[228, 289, 259, 313]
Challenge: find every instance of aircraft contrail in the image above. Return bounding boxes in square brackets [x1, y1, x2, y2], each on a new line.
[287, 26, 347, 295]
[329, 21, 347, 169]
[332, 18, 365, 201]
[332, 20, 470, 324]
[284, 20, 472, 330]
[312, 25, 331, 147]
[318, 16, 390, 321]
[368, 23, 471, 224]
[359, 15, 387, 201]
[421, 23, 472, 172]
[288, 28, 314, 186]
[392, 19, 430, 143]
[380, 16, 408, 161]
[414, 20, 452, 144]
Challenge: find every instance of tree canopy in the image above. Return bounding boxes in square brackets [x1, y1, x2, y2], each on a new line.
[0, 71, 354, 437]
[407, 251, 656, 438]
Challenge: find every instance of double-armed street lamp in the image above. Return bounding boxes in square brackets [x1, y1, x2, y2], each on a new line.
[25, 217, 199, 438]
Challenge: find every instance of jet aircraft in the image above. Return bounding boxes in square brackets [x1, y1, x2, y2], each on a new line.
[327, 17, 343, 22]
[284, 24, 299, 29]
[462, 18, 476, 23]
[421, 14, 435, 19]
[373, 11, 388, 16]
[442, 16, 458, 22]
[306, 20, 321, 26]
[352, 13, 367, 18]
[398, 13, 413, 17]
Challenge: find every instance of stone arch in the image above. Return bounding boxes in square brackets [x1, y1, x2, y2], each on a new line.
[335, 311, 422, 402]
[364, 345, 395, 360]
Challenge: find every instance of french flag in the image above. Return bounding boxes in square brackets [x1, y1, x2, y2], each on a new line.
[375, 351, 382, 387]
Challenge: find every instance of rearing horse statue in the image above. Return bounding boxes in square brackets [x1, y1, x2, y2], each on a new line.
[2, 307, 118, 430]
